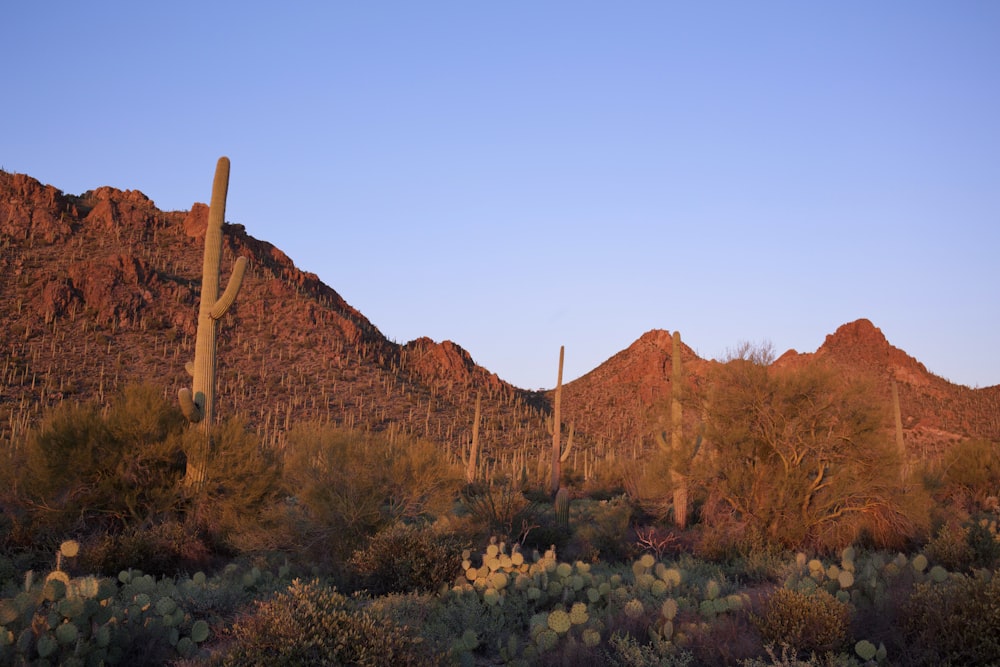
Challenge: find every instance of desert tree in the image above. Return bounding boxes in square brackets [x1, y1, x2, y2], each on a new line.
[701, 345, 929, 550]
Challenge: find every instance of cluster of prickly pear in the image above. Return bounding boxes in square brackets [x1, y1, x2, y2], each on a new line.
[0, 556, 289, 665]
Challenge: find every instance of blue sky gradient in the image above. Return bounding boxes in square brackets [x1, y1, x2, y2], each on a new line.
[5, 2, 998, 389]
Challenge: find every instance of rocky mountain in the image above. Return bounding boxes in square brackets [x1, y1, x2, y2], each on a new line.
[1, 168, 996, 475]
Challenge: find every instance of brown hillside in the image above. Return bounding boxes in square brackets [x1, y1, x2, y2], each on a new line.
[1, 167, 995, 477]
[0, 169, 547, 471]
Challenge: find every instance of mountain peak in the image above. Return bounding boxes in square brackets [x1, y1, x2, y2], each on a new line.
[816, 318, 930, 382]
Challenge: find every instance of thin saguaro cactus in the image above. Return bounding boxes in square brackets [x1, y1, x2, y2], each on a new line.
[179, 156, 248, 490]
[549, 346, 574, 495]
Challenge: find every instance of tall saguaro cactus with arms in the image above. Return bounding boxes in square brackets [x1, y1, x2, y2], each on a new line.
[179, 156, 248, 490]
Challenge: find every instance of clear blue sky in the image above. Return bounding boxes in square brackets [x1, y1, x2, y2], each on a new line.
[5, 2, 998, 389]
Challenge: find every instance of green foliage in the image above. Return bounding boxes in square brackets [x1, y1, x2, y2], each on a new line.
[461, 477, 540, 544]
[899, 569, 1000, 666]
[702, 357, 928, 551]
[21, 384, 187, 535]
[0, 564, 235, 665]
[282, 423, 462, 564]
[566, 495, 635, 563]
[349, 522, 468, 595]
[925, 515, 1000, 571]
[938, 438, 1000, 511]
[187, 417, 281, 548]
[222, 578, 439, 666]
[750, 588, 850, 658]
[79, 521, 212, 577]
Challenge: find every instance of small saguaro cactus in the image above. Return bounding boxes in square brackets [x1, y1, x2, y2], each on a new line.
[179, 156, 248, 490]
[464, 392, 482, 484]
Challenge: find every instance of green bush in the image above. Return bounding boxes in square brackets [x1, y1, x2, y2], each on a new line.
[349, 523, 468, 595]
[461, 477, 539, 544]
[750, 588, 850, 657]
[186, 417, 282, 550]
[79, 521, 212, 577]
[282, 424, 461, 566]
[222, 578, 441, 666]
[21, 384, 187, 536]
[899, 570, 1000, 665]
[939, 438, 1000, 512]
[925, 521, 973, 571]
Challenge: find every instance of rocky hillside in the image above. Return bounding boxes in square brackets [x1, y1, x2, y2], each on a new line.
[1, 168, 996, 474]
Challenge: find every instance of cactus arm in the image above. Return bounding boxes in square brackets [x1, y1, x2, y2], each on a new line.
[210, 255, 248, 320]
[559, 422, 574, 463]
[178, 388, 203, 423]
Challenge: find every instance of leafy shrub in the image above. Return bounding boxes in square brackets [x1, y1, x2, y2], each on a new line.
[925, 521, 973, 571]
[461, 477, 539, 543]
[938, 438, 1000, 512]
[20, 384, 187, 537]
[282, 424, 461, 565]
[566, 495, 636, 563]
[349, 522, 468, 595]
[79, 521, 212, 577]
[898, 570, 1000, 665]
[750, 588, 850, 657]
[222, 578, 440, 666]
[186, 417, 282, 550]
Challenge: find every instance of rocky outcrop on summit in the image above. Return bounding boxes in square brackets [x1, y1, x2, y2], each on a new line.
[559, 329, 714, 449]
[0, 172, 75, 243]
[402, 337, 504, 392]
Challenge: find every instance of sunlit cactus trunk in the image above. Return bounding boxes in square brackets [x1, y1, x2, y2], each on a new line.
[550, 346, 570, 496]
[179, 157, 248, 490]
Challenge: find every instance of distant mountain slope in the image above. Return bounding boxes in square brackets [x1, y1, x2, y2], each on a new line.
[1, 168, 995, 469]
[0, 169, 543, 463]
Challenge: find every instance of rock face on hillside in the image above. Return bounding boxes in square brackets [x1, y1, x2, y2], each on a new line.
[0, 167, 995, 465]
[0, 169, 534, 459]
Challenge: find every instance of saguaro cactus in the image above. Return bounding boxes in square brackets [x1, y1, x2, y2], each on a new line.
[655, 331, 699, 528]
[179, 156, 248, 489]
[549, 346, 574, 496]
[465, 392, 482, 484]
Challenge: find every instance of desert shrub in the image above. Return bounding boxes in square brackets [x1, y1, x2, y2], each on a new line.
[898, 570, 1000, 666]
[282, 424, 462, 565]
[750, 588, 850, 658]
[349, 522, 468, 595]
[925, 516, 1000, 571]
[965, 515, 1000, 569]
[925, 521, 972, 570]
[604, 631, 694, 666]
[222, 578, 440, 666]
[461, 477, 540, 544]
[79, 521, 212, 576]
[21, 384, 187, 536]
[186, 417, 282, 551]
[702, 358, 927, 551]
[938, 438, 1000, 512]
[566, 495, 636, 563]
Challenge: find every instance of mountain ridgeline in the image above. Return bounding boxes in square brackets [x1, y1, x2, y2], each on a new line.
[1, 168, 997, 475]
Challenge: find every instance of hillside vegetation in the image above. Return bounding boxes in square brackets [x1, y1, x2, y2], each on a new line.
[1, 166, 998, 665]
